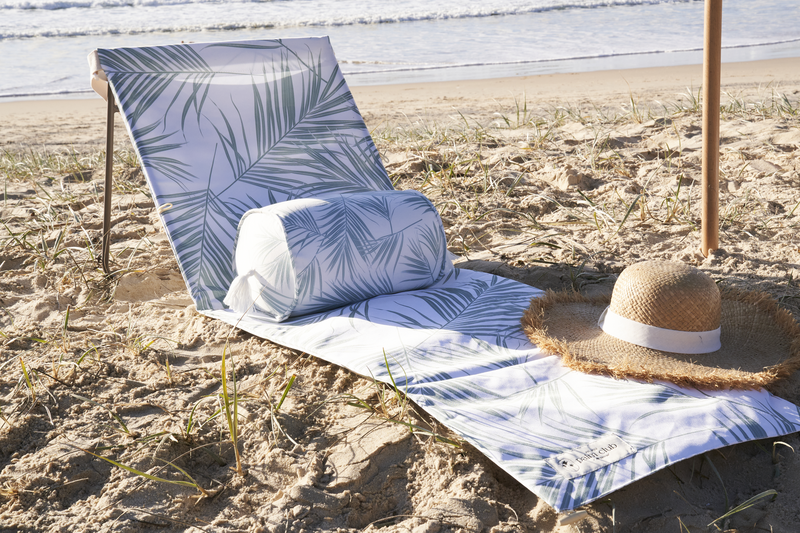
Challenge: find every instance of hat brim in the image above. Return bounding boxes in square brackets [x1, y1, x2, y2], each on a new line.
[522, 288, 800, 390]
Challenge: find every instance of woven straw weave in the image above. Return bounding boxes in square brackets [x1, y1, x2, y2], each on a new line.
[522, 261, 800, 390]
[610, 261, 720, 332]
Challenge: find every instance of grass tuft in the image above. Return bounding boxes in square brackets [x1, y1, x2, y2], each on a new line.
[219, 341, 244, 476]
[707, 489, 778, 528]
[77, 445, 211, 497]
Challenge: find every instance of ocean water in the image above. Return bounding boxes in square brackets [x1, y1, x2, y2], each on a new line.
[1, 0, 799, 99]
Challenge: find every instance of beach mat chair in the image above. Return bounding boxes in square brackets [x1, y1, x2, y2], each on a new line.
[88, 37, 800, 512]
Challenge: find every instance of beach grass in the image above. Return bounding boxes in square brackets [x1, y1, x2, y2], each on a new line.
[375, 87, 800, 302]
[1, 86, 800, 530]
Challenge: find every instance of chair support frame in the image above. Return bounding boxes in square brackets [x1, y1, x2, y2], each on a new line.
[101, 82, 117, 275]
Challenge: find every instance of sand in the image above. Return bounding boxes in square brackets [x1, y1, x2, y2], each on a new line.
[1, 57, 800, 532]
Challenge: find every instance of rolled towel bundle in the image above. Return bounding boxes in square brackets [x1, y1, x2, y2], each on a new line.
[224, 190, 452, 320]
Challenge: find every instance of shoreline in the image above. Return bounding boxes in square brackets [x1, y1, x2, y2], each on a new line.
[352, 57, 800, 125]
[2, 56, 798, 129]
[344, 38, 800, 87]
[6, 38, 798, 100]
[2, 56, 798, 155]
[2, 4, 799, 99]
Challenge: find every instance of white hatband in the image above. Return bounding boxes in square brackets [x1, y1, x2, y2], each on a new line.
[598, 307, 721, 354]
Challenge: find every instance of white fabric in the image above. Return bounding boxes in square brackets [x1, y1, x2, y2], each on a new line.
[87, 50, 110, 101]
[598, 307, 722, 354]
[223, 269, 280, 320]
[204, 268, 800, 512]
[225, 190, 452, 321]
[93, 37, 800, 512]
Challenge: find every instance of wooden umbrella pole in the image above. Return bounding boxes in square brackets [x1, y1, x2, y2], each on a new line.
[701, 0, 722, 256]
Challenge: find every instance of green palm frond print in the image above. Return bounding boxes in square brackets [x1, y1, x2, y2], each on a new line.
[232, 190, 451, 320]
[207, 268, 800, 511]
[98, 37, 800, 512]
[97, 44, 215, 131]
[99, 38, 391, 309]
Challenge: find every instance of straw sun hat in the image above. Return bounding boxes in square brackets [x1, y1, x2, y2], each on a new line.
[522, 260, 800, 390]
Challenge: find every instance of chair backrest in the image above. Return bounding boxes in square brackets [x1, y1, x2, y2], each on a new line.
[96, 37, 392, 310]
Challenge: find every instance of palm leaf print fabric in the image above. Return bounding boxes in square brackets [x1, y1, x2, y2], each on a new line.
[97, 38, 392, 311]
[224, 190, 452, 320]
[96, 37, 800, 512]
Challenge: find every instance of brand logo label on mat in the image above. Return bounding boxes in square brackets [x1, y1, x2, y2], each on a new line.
[548, 435, 636, 479]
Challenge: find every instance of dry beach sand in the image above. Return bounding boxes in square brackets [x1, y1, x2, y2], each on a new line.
[2, 57, 800, 532]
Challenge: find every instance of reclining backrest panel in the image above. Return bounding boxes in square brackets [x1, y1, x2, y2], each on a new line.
[97, 37, 392, 310]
